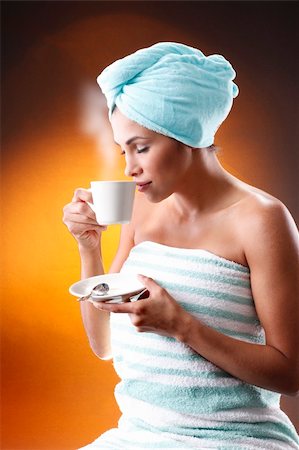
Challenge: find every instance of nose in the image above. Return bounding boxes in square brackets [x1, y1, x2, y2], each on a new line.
[124, 155, 143, 178]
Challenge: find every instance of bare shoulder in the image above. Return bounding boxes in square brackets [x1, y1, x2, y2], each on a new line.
[234, 185, 299, 267]
[236, 186, 298, 238]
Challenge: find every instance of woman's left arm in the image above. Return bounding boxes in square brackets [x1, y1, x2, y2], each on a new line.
[97, 200, 299, 395]
[181, 200, 299, 396]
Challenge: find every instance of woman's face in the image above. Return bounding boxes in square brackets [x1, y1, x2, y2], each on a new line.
[110, 108, 192, 202]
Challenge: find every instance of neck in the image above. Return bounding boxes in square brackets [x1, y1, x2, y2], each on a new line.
[170, 149, 238, 218]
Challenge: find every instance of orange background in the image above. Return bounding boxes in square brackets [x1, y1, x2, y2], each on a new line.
[1, 2, 298, 449]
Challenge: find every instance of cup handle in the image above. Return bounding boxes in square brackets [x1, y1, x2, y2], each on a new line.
[86, 201, 107, 228]
[86, 188, 96, 212]
[86, 201, 96, 213]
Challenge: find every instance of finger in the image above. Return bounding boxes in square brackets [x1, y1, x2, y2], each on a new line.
[77, 224, 107, 235]
[69, 201, 96, 218]
[65, 212, 99, 226]
[67, 223, 106, 236]
[72, 188, 93, 203]
[88, 299, 109, 310]
[64, 198, 96, 223]
[96, 301, 136, 313]
[137, 274, 161, 291]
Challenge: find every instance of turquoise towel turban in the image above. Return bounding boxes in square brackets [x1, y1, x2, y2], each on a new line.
[97, 42, 239, 148]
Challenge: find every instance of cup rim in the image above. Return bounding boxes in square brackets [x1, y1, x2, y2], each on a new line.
[90, 180, 136, 184]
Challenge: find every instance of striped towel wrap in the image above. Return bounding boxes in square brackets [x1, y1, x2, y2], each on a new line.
[80, 241, 299, 449]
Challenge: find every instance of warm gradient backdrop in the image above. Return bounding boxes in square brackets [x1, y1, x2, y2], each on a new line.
[1, 2, 298, 449]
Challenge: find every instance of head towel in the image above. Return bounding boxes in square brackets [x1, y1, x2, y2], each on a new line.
[97, 42, 239, 148]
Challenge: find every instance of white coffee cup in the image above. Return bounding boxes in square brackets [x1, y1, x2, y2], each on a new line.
[89, 181, 136, 225]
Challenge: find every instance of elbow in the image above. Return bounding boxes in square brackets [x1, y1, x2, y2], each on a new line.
[91, 345, 113, 361]
[97, 353, 113, 361]
[286, 380, 299, 397]
[284, 388, 299, 397]
[89, 339, 112, 361]
[282, 371, 299, 397]
[289, 363, 299, 396]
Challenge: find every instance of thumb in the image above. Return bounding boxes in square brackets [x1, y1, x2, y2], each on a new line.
[137, 274, 160, 291]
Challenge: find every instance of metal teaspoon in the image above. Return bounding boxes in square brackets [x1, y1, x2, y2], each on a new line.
[77, 282, 109, 302]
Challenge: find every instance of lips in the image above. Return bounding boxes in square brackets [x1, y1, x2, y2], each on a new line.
[136, 181, 152, 192]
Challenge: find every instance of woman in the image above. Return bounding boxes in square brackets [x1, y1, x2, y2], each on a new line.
[63, 43, 299, 449]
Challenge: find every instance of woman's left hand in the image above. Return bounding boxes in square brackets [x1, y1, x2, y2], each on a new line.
[92, 274, 190, 340]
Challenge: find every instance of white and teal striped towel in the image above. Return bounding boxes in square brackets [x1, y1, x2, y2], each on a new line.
[80, 241, 299, 449]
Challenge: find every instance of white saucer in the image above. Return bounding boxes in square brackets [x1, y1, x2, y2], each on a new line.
[69, 272, 145, 303]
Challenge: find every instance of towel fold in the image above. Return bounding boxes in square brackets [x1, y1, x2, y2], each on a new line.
[97, 42, 239, 148]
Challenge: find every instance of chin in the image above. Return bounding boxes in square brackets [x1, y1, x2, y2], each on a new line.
[145, 190, 172, 204]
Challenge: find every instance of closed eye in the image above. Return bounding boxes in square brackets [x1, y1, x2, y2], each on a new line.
[136, 146, 149, 154]
[119, 146, 149, 156]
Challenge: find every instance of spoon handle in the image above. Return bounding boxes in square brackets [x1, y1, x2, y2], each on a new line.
[77, 288, 148, 303]
[129, 288, 148, 302]
[77, 294, 91, 302]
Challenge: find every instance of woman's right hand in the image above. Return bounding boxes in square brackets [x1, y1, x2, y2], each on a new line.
[63, 188, 107, 251]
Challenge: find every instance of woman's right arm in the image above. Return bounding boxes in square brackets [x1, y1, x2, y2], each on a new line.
[63, 188, 134, 360]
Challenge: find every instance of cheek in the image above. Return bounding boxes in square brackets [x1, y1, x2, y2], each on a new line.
[160, 153, 186, 178]
[146, 142, 187, 183]
[154, 150, 177, 173]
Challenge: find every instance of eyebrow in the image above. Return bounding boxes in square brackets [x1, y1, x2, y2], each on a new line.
[114, 136, 148, 146]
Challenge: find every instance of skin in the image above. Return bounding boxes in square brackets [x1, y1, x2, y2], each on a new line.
[63, 108, 299, 394]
